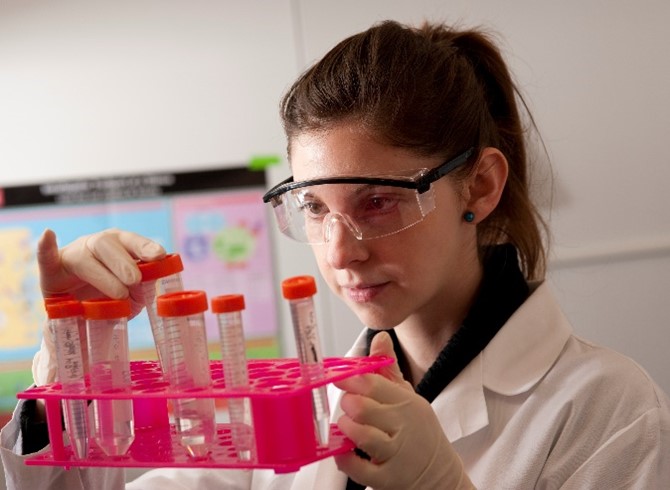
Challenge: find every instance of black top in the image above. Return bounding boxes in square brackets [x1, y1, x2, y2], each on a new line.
[346, 244, 529, 489]
[19, 399, 53, 455]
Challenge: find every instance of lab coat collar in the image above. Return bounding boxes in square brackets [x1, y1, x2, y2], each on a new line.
[482, 281, 572, 395]
[347, 282, 573, 443]
[434, 281, 573, 441]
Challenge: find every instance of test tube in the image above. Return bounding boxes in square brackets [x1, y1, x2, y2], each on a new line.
[157, 290, 216, 459]
[137, 253, 184, 375]
[211, 294, 254, 461]
[281, 275, 331, 447]
[45, 300, 90, 460]
[82, 298, 135, 457]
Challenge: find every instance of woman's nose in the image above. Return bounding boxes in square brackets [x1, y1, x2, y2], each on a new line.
[323, 213, 362, 242]
[323, 214, 369, 269]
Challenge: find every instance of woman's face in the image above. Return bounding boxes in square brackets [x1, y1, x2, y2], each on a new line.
[289, 123, 481, 330]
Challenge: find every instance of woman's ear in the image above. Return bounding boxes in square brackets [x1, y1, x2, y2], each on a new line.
[462, 147, 508, 223]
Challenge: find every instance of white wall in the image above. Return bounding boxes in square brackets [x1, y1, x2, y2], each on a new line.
[1, 0, 668, 391]
[0, 0, 296, 182]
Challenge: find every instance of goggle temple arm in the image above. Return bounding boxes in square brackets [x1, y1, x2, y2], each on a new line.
[415, 147, 478, 194]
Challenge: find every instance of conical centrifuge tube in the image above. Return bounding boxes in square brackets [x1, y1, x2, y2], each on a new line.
[46, 299, 90, 460]
[157, 290, 216, 460]
[82, 297, 135, 457]
[281, 275, 331, 447]
[138, 253, 184, 374]
[211, 294, 254, 461]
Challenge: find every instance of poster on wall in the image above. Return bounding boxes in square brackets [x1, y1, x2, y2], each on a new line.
[0, 166, 279, 417]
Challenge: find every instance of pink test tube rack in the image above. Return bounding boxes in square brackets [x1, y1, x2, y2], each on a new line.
[17, 356, 392, 474]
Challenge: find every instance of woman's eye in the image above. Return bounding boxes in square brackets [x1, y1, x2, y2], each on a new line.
[299, 201, 327, 217]
[362, 196, 397, 214]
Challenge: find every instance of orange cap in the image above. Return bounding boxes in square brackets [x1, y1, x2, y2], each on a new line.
[44, 292, 76, 307]
[46, 300, 84, 319]
[156, 290, 208, 317]
[82, 298, 132, 320]
[281, 275, 317, 300]
[211, 294, 245, 313]
[138, 253, 184, 281]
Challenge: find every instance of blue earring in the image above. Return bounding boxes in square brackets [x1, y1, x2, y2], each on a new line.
[464, 211, 475, 223]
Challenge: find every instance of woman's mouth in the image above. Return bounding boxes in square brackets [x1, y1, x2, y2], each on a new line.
[343, 282, 389, 303]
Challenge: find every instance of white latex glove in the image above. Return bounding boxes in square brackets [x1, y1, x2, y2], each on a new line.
[333, 332, 475, 490]
[32, 228, 165, 386]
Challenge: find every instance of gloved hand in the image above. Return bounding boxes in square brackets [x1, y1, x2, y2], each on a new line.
[333, 331, 475, 490]
[38, 228, 165, 301]
[32, 228, 165, 385]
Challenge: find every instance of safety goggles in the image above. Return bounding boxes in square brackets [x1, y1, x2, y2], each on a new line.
[262, 147, 476, 244]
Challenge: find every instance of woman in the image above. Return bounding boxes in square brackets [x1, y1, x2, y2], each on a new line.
[2, 20, 669, 489]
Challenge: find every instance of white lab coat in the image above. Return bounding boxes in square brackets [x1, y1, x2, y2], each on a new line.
[2, 282, 669, 489]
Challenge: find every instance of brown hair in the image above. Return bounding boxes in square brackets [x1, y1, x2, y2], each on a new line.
[280, 20, 548, 280]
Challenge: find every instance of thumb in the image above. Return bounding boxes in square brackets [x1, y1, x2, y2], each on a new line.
[37, 229, 60, 273]
[37, 229, 62, 285]
[37, 229, 70, 297]
[370, 331, 406, 385]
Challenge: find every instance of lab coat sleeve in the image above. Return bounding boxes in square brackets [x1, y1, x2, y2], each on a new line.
[1, 399, 125, 490]
[559, 405, 670, 489]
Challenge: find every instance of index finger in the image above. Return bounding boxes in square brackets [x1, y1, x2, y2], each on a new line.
[114, 230, 166, 261]
[334, 373, 412, 405]
[61, 230, 165, 298]
[86, 229, 165, 281]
